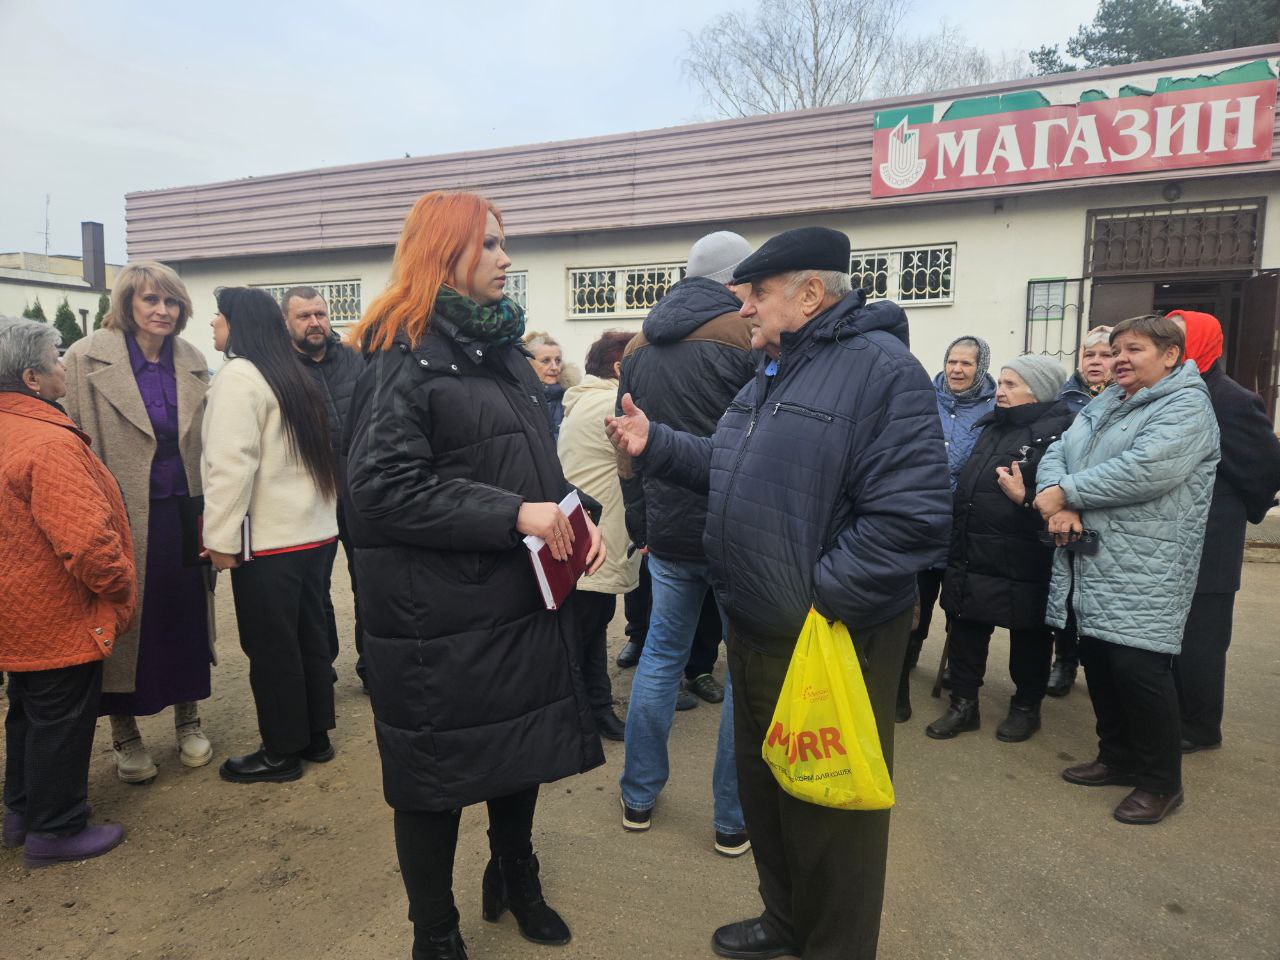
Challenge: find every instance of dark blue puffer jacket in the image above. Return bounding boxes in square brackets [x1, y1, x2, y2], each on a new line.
[933, 371, 995, 491]
[638, 290, 951, 657]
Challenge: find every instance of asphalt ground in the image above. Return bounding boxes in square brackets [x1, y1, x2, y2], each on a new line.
[1, 560, 1277, 960]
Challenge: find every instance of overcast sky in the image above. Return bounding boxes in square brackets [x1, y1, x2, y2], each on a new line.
[0, 0, 1100, 262]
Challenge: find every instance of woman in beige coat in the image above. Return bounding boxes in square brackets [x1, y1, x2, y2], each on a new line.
[62, 261, 214, 783]
[557, 331, 641, 740]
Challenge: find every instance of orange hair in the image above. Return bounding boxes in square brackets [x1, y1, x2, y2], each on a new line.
[353, 191, 503, 351]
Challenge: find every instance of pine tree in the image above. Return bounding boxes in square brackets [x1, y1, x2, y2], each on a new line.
[54, 297, 84, 348]
[94, 292, 110, 330]
[22, 299, 48, 323]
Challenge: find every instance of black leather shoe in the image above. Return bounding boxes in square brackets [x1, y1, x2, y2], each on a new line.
[711, 917, 797, 959]
[995, 700, 1042, 742]
[1181, 737, 1221, 754]
[594, 710, 626, 742]
[301, 732, 335, 763]
[1114, 788, 1184, 824]
[1045, 659, 1078, 697]
[482, 854, 571, 946]
[413, 919, 468, 960]
[616, 640, 642, 669]
[1061, 760, 1138, 787]
[687, 673, 725, 703]
[219, 748, 302, 783]
[925, 696, 979, 739]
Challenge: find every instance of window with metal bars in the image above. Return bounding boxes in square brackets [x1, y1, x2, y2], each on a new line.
[568, 263, 686, 317]
[849, 245, 955, 305]
[256, 280, 363, 328]
[505, 271, 529, 313]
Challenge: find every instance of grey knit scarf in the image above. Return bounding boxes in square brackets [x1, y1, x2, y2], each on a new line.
[942, 335, 991, 401]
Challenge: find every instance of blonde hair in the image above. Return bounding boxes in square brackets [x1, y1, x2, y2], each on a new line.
[523, 330, 560, 351]
[105, 261, 193, 335]
[1081, 325, 1113, 351]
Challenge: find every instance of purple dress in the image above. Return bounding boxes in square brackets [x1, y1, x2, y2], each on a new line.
[99, 337, 211, 717]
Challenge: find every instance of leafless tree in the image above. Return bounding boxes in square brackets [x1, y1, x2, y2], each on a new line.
[684, 1, 1032, 118]
[682, 0, 910, 117]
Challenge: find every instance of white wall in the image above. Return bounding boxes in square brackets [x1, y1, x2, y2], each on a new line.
[165, 173, 1278, 383]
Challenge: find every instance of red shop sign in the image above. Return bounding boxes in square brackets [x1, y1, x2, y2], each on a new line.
[871, 79, 1276, 198]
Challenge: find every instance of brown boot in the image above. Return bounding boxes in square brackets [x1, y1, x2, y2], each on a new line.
[1113, 788, 1184, 824]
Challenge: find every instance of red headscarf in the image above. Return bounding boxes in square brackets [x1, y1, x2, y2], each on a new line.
[1166, 309, 1223, 374]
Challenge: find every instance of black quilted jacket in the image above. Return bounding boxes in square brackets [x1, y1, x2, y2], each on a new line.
[638, 290, 951, 657]
[343, 317, 604, 811]
[940, 400, 1075, 629]
[617, 276, 756, 561]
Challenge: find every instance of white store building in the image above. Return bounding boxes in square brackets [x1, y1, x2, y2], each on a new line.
[126, 45, 1280, 417]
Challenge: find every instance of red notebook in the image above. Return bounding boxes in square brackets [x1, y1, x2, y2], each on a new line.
[524, 490, 591, 610]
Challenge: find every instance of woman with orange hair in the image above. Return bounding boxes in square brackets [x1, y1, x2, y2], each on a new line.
[344, 191, 606, 959]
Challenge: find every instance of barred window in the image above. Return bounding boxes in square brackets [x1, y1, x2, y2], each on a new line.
[849, 245, 954, 305]
[568, 263, 686, 317]
[256, 280, 363, 328]
[505, 271, 529, 312]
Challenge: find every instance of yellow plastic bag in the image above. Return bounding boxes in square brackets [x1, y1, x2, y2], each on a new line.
[761, 608, 895, 810]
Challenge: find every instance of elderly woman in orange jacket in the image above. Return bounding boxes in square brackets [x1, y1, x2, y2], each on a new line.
[0, 316, 137, 868]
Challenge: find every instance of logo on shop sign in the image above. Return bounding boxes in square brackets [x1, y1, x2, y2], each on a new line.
[870, 75, 1277, 198]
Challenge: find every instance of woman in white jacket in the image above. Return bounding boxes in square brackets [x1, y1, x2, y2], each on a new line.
[557, 331, 642, 740]
[202, 287, 339, 783]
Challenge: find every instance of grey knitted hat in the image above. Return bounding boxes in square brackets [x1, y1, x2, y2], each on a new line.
[687, 231, 753, 284]
[1002, 354, 1068, 403]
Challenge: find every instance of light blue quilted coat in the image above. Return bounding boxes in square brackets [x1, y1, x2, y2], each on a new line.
[1036, 362, 1220, 655]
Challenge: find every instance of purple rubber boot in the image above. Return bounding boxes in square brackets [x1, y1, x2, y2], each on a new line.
[23, 823, 124, 869]
[2, 811, 25, 848]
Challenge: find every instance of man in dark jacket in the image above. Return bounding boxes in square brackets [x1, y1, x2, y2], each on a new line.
[282, 286, 367, 685]
[616, 231, 756, 857]
[1168, 310, 1280, 751]
[607, 227, 950, 960]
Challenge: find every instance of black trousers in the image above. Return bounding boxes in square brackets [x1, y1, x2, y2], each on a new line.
[231, 546, 336, 755]
[1079, 634, 1181, 794]
[729, 608, 910, 960]
[1052, 621, 1080, 663]
[623, 554, 721, 679]
[3, 661, 102, 836]
[1173, 592, 1235, 747]
[903, 567, 945, 673]
[321, 503, 365, 677]
[573, 590, 617, 714]
[947, 617, 1054, 706]
[394, 785, 539, 931]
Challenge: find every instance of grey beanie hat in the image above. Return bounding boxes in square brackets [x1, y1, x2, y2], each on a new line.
[1002, 354, 1068, 403]
[687, 231, 753, 284]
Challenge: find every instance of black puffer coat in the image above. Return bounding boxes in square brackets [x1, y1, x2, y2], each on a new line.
[1195, 364, 1280, 593]
[343, 316, 605, 812]
[639, 290, 950, 657]
[298, 336, 364, 455]
[617, 276, 755, 561]
[941, 400, 1075, 629]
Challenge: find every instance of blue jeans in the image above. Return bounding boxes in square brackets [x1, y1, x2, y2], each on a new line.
[620, 555, 744, 833]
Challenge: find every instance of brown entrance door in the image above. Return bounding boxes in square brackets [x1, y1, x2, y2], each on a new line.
[1239, 271, 1280, 416]
[1089, 281, 1154, 325]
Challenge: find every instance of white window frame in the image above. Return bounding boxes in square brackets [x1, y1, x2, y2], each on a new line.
[505, 270, 529, 313]
[849, 244, 955, 306]
[567, 262, 687, 318]
[255, 280, 363, 329]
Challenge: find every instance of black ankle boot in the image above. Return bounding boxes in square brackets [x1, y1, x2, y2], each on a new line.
[895, 670, 912, 724]
[481, 854, 571, 946]
[995, 699, 1042, 742]
[925, 696, 980, 739]
[413, 918, 467, 960]
[1045, 659, 1078, 697]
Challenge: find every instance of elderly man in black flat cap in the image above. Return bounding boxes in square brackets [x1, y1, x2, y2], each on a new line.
[607, 226, 950, 960]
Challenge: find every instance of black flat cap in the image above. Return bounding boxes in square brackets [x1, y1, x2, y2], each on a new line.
[731, 227, 851, 284]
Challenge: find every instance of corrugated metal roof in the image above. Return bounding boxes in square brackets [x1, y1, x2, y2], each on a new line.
[126, 45, 1280, 262]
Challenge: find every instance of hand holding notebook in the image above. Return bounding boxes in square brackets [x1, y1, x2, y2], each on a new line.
[524, 491, 593, 610]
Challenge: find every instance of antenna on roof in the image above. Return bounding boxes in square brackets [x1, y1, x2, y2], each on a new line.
[42, 194, 51, 255]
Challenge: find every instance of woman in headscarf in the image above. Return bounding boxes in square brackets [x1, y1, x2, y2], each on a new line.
[898, 335, 995, 722]
[344, 191, 605, 959]
[1165, 310, 1280, 753]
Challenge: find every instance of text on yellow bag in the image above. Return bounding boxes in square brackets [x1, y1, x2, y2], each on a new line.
[761, 608, 894, 810]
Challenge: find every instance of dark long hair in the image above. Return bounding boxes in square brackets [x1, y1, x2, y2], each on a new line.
[216, 287, 337, 500]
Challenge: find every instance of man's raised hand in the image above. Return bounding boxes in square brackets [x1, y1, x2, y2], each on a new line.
[605, 393, 650, 457]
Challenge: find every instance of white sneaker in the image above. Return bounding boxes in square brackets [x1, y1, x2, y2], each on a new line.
[113, 736, 158, 784]
[175, 722, 213, 768]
